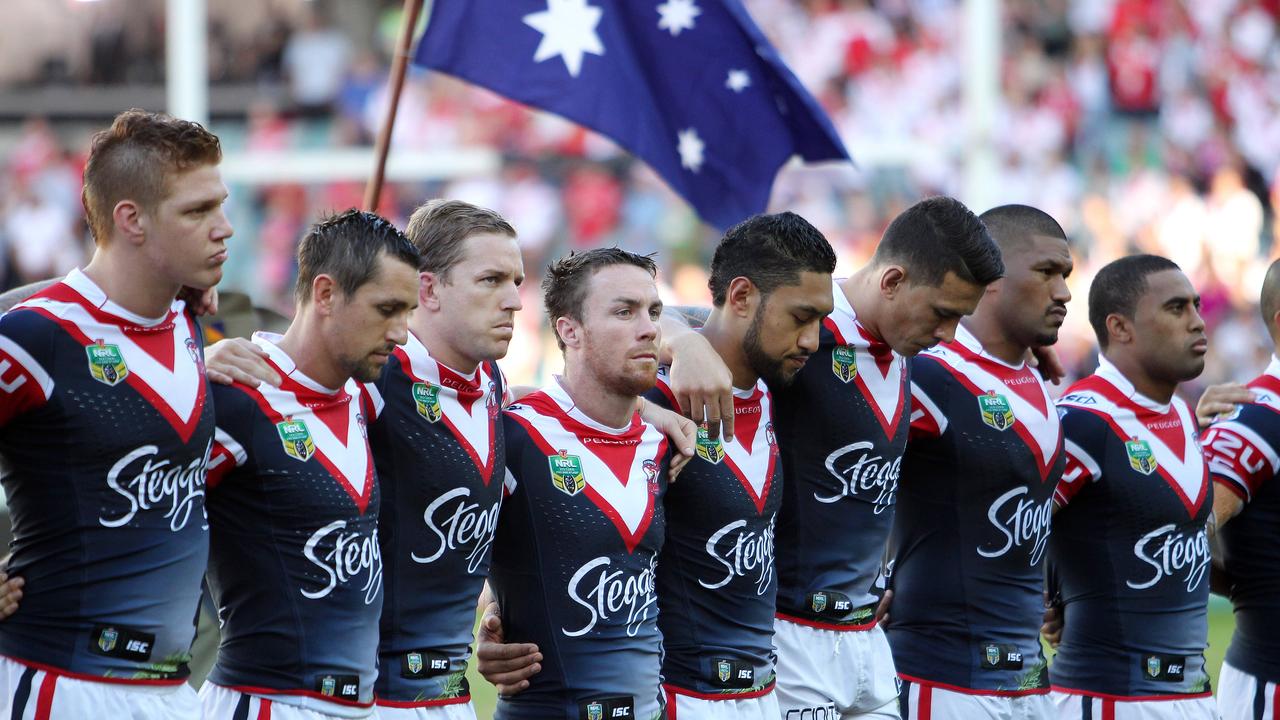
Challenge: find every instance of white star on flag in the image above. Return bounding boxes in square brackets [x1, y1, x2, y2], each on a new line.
[726, 69, 751, 92]
[677, 128, 705, 172]
[524, 0, 605, 78]
[657, 0, 701, 36]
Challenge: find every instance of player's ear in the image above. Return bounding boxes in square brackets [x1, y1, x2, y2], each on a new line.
[726, 276, 757, 319]
[113, 199, 145, 246]
[419, 271, 442, 310]
[555, 315, 583, 350]
[1105, 313, 1133, 346]
[312, 274, 338, 316]
[879, 265, 906, 299]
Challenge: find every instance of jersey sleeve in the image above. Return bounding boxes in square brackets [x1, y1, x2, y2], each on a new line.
[1055, 406, 1105, 507]
[0, 309, 56, 428]
[908, 356, 950, 440]
[1202, 405, 1280, 502]
[207, 384, 259, 489]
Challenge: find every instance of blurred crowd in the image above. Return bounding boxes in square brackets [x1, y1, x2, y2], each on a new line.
[1, 0, 1278, 395]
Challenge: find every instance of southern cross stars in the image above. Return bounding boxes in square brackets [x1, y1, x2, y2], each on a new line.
[677, 128, 705, 172]
[524, 0, 605, 78]
[657, 0, 701, 36]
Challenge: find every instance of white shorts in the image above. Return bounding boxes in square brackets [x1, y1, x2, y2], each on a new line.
[774, 618, 900, 719]
[374, 700, 476, 720]
[898, 677, 1052, 719]
[0, 656, 199, 720]
[663, 686, 781, 719]
[200, 681, 375, 719]
[1050, 690, 1217, 719]
[1218, 661, 1280, 720]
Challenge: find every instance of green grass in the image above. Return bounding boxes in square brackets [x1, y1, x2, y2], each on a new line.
[464, 598, 1238, 719]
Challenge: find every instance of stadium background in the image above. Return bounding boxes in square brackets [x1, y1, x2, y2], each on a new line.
[0, 0, 1268, 712]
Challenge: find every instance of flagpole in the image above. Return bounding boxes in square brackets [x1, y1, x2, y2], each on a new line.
[364, 0, 426, 212]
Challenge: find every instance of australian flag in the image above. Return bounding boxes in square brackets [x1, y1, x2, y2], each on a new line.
[414, 0, 852, 230]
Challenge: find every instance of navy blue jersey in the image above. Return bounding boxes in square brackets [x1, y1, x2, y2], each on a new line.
[0, 270, 210, 684]
[205, 334, 383, 716]
[1050, 359, 1212, 699]
[1201, 356, 1280, 683]
[372, 332, 509, 707]
[772, 278, 909, 627]
[889, 326, 1062, 693]
[492, 383, 669, 720]
[648, 369, 781, 699]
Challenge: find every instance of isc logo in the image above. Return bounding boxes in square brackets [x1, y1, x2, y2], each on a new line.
[611, 709, 631, 718]
[833, 600, 851, 611]
[126, 640, 150, 653]
[342, 684, 357, 695]
[1169, 664, 1184, 673]
[738, 670, 753, 679]
[430, 658, 449, 670]
[1007, 651, 1022, 663]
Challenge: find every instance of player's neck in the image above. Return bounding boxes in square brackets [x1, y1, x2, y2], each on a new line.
[410, 314, 481, 375]
[962, 314, 1026, 365]
[1103, 350, 1177, 405]
[840, 271, 887, 343]
[276, 315, 349, 391]
[559, 365, 637, 429]
[82, 249, 181, 320]
[701, 309, 759, 390]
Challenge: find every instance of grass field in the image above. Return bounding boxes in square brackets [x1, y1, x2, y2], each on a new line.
[463, 596, 1238, 719]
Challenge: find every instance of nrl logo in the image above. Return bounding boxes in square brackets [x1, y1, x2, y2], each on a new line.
[811, 592, 828, 613]
[320, 675, 337, 696]
[696, 425, 724, 464]
[407, 652, 423, 675]
[985, 644, 1000, 667]
[1125, 438, 1158, 475]
[978, 391, 1014, 431]
[549, 450, 586, 496]
[98, 627, 119, 653]
[717, 659, 732, 683]
[412, 382, 443, 423]
[1146, 655, 1161, 678]
[586, 702, 603, 720]
[86, 340, 129, 386]
[277, 418, 316, 462]
[831, 345, 858, 383]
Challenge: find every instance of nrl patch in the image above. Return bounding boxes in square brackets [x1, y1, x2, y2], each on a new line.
[585, 703, 603, 720]
[695, 425, 724, 464]
[1125, 438, 1158, 475]
[412, 382, 443, 423]
[277, 418, 316, 462]
[978, 391, 1015, 431]
[549, 450, 586, 496]
[1147, 655, 1161, 678]
[717, 659, 732, 683]
[811, 592, 828, 614]
[86, 341, 129, 386]
[831, 345, 858, 383]
[98, 627, 119, 653]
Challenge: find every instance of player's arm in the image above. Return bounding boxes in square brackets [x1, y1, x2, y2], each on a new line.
[474, 585, 543, 695]
[203, 337, 282, 387]
[658, 306, 734, 442]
